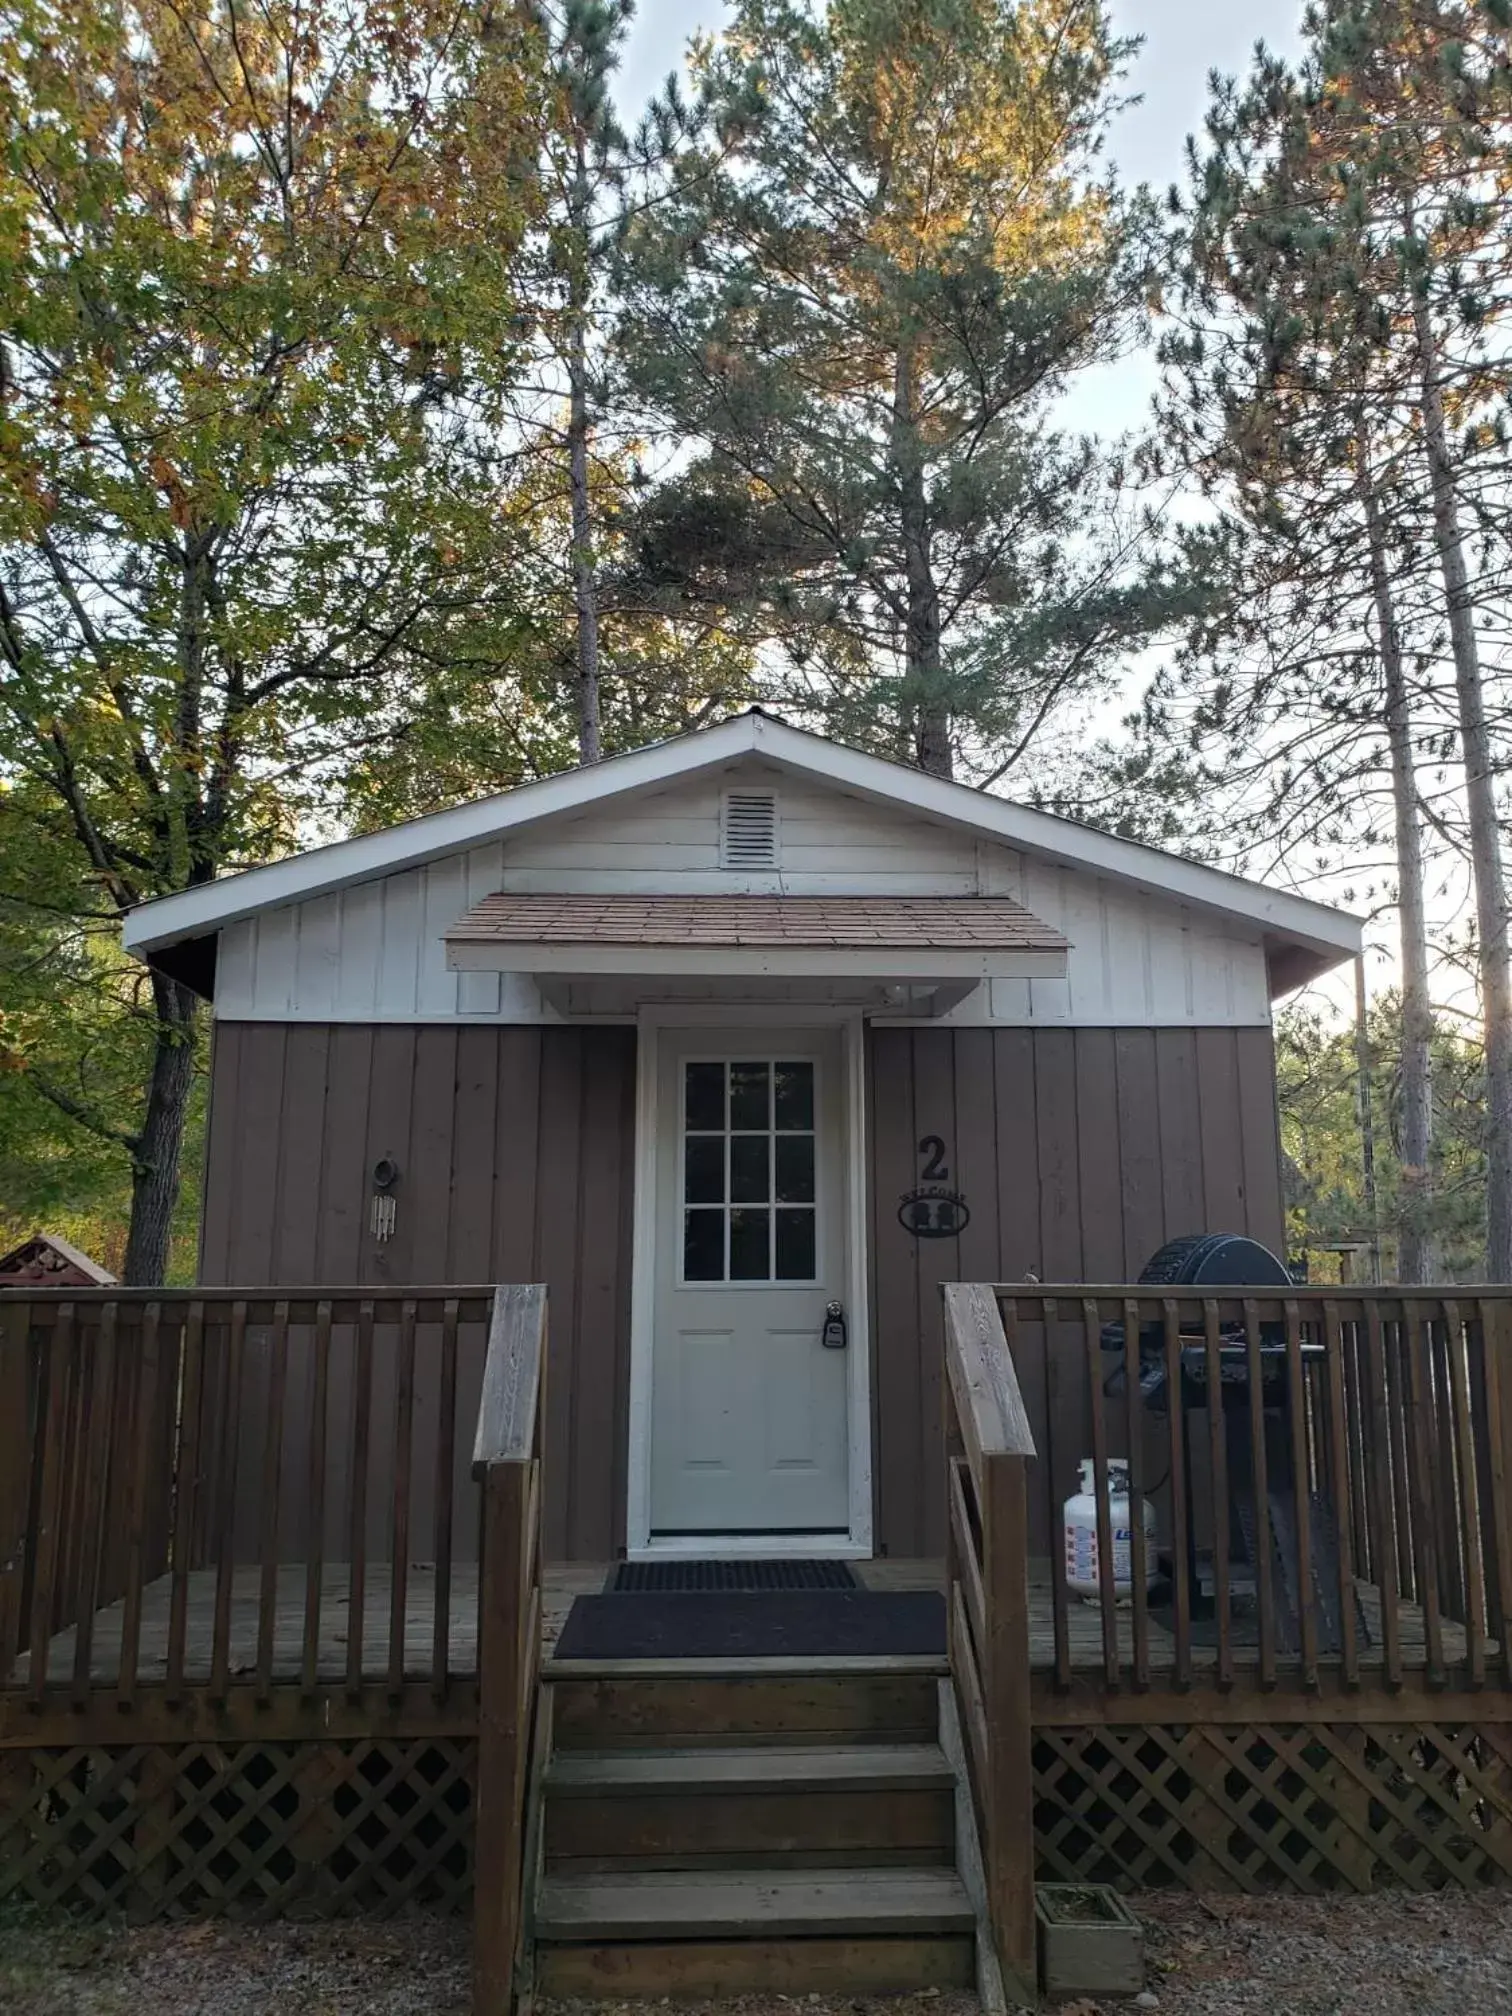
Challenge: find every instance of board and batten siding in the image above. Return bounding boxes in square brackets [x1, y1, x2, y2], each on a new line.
[199, 1021, 636, 1561]
[198, 1017, 1285, 1564]
[212, 772, 1273, 1030]
[866, 1024, 1287, 1559]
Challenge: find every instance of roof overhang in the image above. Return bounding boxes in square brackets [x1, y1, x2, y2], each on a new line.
[445, 894, 1067, 1015]
[120, 709, 1363, 999]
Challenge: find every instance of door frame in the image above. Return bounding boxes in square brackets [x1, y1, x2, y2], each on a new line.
[625, 1004, 874, 1559]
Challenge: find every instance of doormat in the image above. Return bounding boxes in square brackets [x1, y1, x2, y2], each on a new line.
[552, 1589, 945, 1661]
[610, 1558, 859, 1594]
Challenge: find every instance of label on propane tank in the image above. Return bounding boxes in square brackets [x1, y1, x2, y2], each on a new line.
[1066, 1526, 1136, 1586]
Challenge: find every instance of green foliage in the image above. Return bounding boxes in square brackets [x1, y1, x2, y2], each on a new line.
[1279, 995, 1488, 1281]
[0, 785, 203, 1278]
[0, 0, 550, 1276]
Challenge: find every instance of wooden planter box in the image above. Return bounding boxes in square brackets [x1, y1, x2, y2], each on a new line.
[1036, 1884, 1145, 2000]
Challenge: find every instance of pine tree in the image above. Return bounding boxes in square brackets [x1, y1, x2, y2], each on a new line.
[1291, 0, 1512, 1279]
[617, 0, 1189, 781]
[542, 2, 635, 763]
[1151, 36, 1451, 1280]
[510, 2, 739, 764]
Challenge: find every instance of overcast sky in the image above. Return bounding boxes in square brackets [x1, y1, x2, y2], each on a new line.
[618, 0, 1309, 435]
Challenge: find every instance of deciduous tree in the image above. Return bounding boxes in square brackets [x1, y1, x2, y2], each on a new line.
[0, 0, 545, 1280]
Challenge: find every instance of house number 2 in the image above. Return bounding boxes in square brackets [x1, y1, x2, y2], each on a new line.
[918, 1135, 950, 1182]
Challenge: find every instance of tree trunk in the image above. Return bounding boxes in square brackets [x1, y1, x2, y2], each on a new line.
[122, 972, 199, 1286]
[567, 143, 602, 767]
[1359, 433, 1436, 1283]
[892, 341, 951, 778]
[1411, 285, 1512, 1280]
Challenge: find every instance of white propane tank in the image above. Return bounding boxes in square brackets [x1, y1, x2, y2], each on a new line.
[1063, 1458, 1157, 1601]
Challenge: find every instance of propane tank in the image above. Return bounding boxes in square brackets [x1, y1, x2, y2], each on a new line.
[1063, 1458, 1157, 1601]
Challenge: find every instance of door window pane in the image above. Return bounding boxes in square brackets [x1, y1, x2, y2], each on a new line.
[774, 1062, 814, 1131]
[678, 1056, 818, 1284]
[684, 1208, 724, 1280]
[775, 1209, 816, 1281]
[729, 1061, 770, 1130]
[684, 1134, 724, 1205]
[729, 1208, 771, 1280]
[775, 1133, 815, 1204]
[729, 1134, 770, 1203]
[685, 1062, 725, 1131]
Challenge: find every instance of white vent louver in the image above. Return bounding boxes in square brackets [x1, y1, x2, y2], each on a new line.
[720, 790, 779, 869]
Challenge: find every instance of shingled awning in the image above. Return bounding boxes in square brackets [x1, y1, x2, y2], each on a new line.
[444, 893, 1068, 983]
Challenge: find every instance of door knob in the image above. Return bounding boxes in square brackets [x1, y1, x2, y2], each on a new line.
[822, 1301, 848, 1350]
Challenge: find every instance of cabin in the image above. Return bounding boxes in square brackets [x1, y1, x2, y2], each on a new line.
[128, 708, 1352, 1561]
[6, 710, 1512, 2010]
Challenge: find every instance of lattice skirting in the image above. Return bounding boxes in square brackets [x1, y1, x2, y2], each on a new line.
[0, 1740, 476, 1918]
[1035, 1722, 1512, 1892]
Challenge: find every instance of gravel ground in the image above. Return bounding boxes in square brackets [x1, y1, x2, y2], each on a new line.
[2, 1892, 1511, 2015]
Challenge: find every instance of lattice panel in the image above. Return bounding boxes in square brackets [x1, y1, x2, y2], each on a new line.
[0, 1739, 477, 1918]
[1034, 1723, 1512, 1893]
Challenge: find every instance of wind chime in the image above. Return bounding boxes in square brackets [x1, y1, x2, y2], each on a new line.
[370, 1157, 399, 1242]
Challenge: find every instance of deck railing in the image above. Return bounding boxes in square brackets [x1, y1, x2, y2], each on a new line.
[941, 1281, 1037, 2007]
[988, 1285, 1512, 1696]
[0, 1286, 505, 1705]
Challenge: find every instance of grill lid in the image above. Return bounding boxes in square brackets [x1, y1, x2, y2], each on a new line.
[1137, 1233, 1292, 1289]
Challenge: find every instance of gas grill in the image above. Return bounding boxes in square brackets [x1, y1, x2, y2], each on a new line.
[1102, 1234, 1366, 1657]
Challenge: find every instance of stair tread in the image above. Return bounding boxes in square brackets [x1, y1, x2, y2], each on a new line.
[537, 1866, 974, 1940]
[546, 1742, 953, 1795]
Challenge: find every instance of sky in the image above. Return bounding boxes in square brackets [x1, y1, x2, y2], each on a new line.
[618, 0, 1310, 440]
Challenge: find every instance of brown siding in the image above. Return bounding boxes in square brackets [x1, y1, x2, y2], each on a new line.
[866, 1024, 1285, 1558]
[202, 1016, 1283, 1566]
[200, 1022, 637, 1561]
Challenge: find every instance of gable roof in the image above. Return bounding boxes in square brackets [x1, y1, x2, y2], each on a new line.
[120, 709, 1362, 989]
[0, 1231, 117, 1286]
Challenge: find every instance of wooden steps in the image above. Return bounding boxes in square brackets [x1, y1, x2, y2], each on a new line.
[544, 1740, 956, 1868]
[535, 1867, 976, 1994]
[528, 1662, 980, 1998]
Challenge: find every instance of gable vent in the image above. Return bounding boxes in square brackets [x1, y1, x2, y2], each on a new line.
[721, 790, 779, 869]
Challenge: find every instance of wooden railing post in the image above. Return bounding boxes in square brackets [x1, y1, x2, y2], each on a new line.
[0, 1300, 33, 1678]
[942, 1283, 1037, 2008]
[979, 1442, 1037, 2005]
[471, 1283, 547, 2016]
[475, 1457, 529, 2014]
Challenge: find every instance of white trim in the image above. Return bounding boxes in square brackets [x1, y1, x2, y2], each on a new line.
[624, 1014, 661, 1556]
[626, 1533, 872, 1562]
[842, 1010, 874, 1552]
[625, 1007, 874, 1559]
[446, 942, 1067, 980]
[123, 710, 1362, 973]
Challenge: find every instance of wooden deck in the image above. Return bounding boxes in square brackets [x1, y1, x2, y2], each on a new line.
[7, 1558, 1480, 1691]
[6, 1283, 1512, 1945]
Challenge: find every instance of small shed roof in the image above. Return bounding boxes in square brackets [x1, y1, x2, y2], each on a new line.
[0, 1232, 117, 1288]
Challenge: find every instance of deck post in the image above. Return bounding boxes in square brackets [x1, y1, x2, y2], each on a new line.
[0, 1302, 32, 1679]
[941, 1283, 1039, 2008]
[470, 1283, 548, 2016]
[980, 1445, 1037, 2005]
[474, 1459, 528, 2015]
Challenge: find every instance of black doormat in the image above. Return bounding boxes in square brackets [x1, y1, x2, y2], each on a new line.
[611, 1558, 859, 1594]
[553, 1588, 945, 1661]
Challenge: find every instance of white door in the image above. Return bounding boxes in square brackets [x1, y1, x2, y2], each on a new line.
[650, 1028, 851, 1535]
